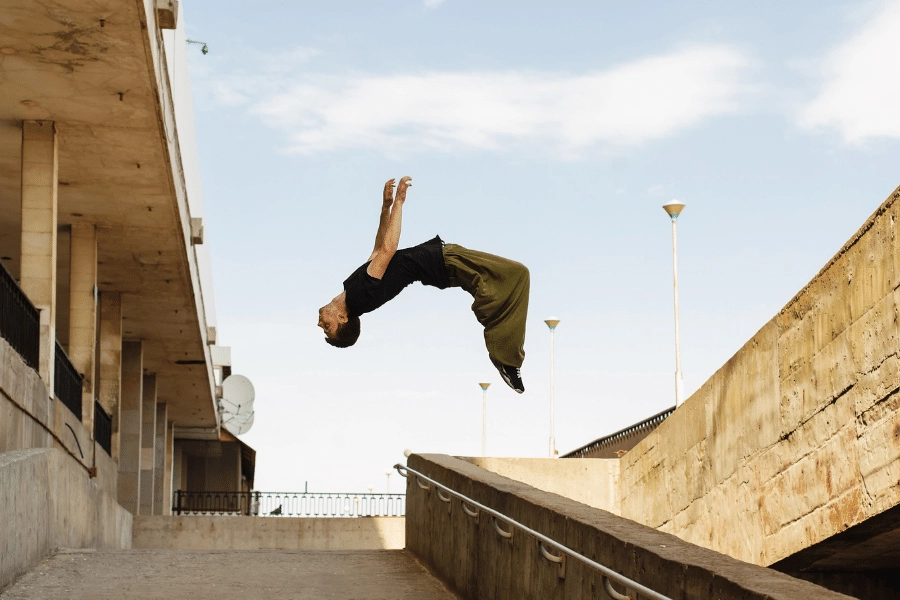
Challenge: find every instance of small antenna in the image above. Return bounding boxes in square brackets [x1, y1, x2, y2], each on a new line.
[186, 39, 209, 55]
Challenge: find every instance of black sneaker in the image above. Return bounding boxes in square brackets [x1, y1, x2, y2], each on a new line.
[491, 358, 525, 394]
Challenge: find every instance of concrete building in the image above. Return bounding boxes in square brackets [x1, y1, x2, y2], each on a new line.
[0, 0, 255, 589]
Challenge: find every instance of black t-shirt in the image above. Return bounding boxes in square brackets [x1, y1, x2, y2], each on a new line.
[343, 236, 450, 317]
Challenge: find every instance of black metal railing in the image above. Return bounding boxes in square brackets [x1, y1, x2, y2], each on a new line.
[562, 406, 676, 459]
[94, 400, 112, 455]
[54, 341, 83, 418]
[0, 262, 40, 369]
[173, 491, 406, 518]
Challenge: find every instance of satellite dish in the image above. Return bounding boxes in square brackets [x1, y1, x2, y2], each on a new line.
[222, 411, 254, 436]
[220, 374, 255, 436]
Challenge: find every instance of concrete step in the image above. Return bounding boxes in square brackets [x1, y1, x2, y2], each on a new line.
[0, 549, 460, 600]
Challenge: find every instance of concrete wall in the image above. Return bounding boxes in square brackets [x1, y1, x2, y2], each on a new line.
[0, 335, 104, 484]
[0, 448, 132, 591]
[0, 334, 131, 591]
[461, 457, 620, 515]
[407, 454, 852, 600]
[133, 515, 405, 550]
[614, 186, 900, 566]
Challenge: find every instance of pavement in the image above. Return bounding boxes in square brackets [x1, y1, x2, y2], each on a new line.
[0, 549, 461, 600]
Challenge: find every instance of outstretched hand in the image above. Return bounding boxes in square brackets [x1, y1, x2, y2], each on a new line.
[395, 176, 412, 203]
[383, 179, 396, 205]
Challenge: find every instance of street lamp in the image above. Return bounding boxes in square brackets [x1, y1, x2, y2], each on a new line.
[478, 383, 490, 456]
[545, 317, 560, 458]
[385, 470, 392, 494]
[662, 200, 685, 407]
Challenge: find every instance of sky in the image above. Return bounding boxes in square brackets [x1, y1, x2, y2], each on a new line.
[179, 0, 900, 492]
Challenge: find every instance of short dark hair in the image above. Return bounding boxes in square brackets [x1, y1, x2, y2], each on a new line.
[325, 315, 361, 348]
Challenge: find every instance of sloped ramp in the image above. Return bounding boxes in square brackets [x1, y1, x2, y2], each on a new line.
[0, 549, 460, 600]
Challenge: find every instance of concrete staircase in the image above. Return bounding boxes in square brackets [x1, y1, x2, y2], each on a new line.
[0, 549, 459, 600]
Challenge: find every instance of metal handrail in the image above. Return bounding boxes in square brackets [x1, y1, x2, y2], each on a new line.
[55, 340, 83, 418]
[0, 261, 40, 370]
[93, 401, 112, 455]
[396, 464, 671, 600]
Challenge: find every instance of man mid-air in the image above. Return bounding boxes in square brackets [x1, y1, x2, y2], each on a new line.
[317, 176, 530, 393]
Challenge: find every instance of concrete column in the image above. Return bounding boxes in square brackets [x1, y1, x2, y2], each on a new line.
[19, 120, 58, 388]
[163, 422, 175, 515]
[68, 224, 98, 429]
[139, 374, 157, 515]
[98, 292, 122, 460]
[152, 403, 168, 515]
[118, 340, 143, 514]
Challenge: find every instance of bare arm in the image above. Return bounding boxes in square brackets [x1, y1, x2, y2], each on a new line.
[372, 179, 395, 254]
[367, 176, 411, 279]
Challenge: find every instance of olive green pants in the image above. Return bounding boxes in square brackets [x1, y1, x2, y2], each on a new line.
[442, 243, 530, 368]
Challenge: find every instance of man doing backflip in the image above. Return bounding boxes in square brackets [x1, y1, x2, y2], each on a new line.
[317, 176, 529, 393]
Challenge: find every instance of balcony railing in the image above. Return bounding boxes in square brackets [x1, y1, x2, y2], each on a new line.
[173, 491, 406, 518]
[55, 341, 83, 418]
[94, 401, 112, 455]
[0, 262, 39, 370]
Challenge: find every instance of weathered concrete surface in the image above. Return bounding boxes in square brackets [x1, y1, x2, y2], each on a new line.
[0, 549, 460, 599]
[615, 186, 900, 571]
[0, 336, 92, 472]
[407, 454, 852, 600]
[462, 457, 620, 514]
[133, 515, 405, 550]
[0, 449, 132, 592]
[0, 331, 131, 591]
[0, 0, 219, 427]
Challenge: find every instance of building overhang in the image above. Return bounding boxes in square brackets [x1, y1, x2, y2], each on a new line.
[0, 0, 217, 426]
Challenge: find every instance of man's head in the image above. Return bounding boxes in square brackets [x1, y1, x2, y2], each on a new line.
[318, 298, 360, 348]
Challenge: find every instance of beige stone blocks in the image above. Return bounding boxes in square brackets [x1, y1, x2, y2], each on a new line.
[117, 340, 142, 515]
[68, 223, 97, 427]
[19, 120, 58, 388]
[164, 422, 174, 514]
[615, 186, 900, 569]
[98, 292, 122, 458]
[152, 403, 168, 515]
[139, 374, 157, 516]
[856, 388, 900, 513]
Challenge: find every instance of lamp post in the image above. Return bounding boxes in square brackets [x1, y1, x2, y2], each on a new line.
[385, 470, 392, 494]
[662, 200, 686, 407]
[478, 383, 490, 456]
[545, 317, 560, 458]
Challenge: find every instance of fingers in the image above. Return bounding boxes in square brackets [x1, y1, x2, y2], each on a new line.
[383, 178, 396, 202]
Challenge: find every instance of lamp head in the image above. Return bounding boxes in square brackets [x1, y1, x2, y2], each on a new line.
[544, 317, 560, 330]
[662, 200, 685, 220]
[478, 382, 491, 391]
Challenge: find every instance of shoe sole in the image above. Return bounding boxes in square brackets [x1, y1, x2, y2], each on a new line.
[491, 358, 525, 394]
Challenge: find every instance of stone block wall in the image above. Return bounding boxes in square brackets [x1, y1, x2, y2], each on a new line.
[133, 515, 405, 551]
[406, 454, 852, 600]
[0, 448, 132, 591]
[461, 457, 621, 515]
[0, 334, 131, 591]
[618, 186, 900, 566]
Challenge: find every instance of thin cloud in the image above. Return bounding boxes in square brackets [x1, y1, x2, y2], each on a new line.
[215, 44, 754, 157]
[423, 0, 446, 8]
[798, 2, 900, 143]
